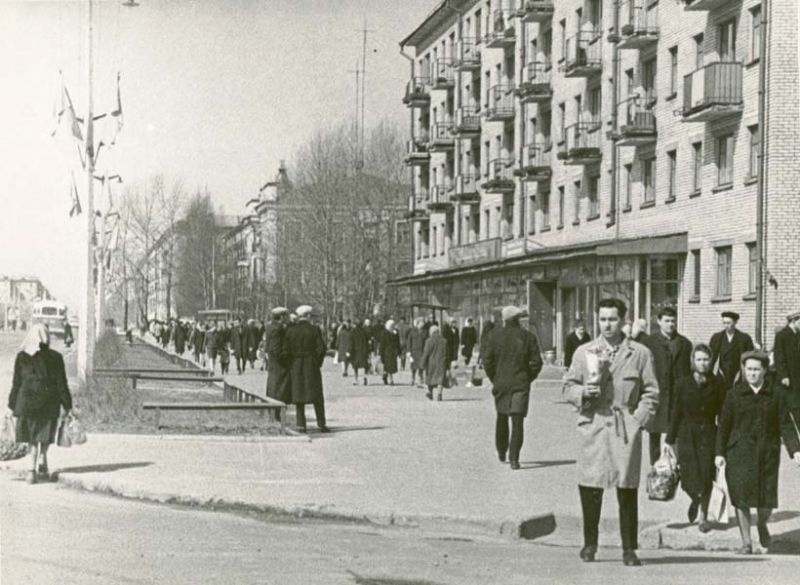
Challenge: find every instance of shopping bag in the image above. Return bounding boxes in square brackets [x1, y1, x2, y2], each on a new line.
[469, 365, 484, 387]
[646, 448, 680, 501]
[57, 417, 72, 448]
[707, 467, 732, 524]
[67, 417, 88, 445]
[372, 355, 383, 376]
[0, 415, 28, 461]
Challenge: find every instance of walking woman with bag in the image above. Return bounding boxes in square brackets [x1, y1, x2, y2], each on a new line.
[715, 351, 800, 553]
[665, 344, 726, 533]
[6, 324, 73, 484]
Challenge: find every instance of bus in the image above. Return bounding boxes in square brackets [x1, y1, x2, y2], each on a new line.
[195, 309, 234, 326]
[31, 299, 68, 338]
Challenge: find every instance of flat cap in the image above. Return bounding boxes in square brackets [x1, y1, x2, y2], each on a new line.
[721, 311, 740, 321]
[296, 305, 313, 318]
[788, 310, 800, 322]
[740, 350, 770, 366]
[501, 306, 526, 321]
[271, 307, 288, 316]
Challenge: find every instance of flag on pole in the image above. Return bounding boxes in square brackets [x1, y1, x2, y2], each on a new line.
[51, 71, 84, 143]
[69, 172, 82, 217]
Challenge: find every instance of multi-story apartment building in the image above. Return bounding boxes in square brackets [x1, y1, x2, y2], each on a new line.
[397, 0, 799, 357]
[0, 275, 54, 329]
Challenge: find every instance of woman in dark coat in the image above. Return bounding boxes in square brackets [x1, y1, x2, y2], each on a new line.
[379, 320, 401, 385]
[665, 344, 725, 532]
[348, 321, 371, 386]
[406, 319, 427, 387]
[7, 324, 73, 484]
[265, 312, 291, 404]
[420, 325, 448, 401]
[716, 351, 800, 553]
[336, 322, 352, 377]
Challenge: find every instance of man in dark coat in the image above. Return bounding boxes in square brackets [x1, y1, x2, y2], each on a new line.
[174, 320, 187, 355]
[709, 311, 754, 390]
[460, 318, 477, 366]
[265, 308, 291, 406]
[397, 317, 411, 371]
[285, 305, 329, 432]
[349, 320, 372, 386]
[774, 310, 800, 425]
[564, 320, 591, 369]
[406, 318, 428, 387]
[230, 319, 245, 374]
[478, 317, 496, 366]
[483, 306, 543, 470]
[644, 306, 692, 465]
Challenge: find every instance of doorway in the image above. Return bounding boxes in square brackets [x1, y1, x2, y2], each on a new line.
[528, 281, 555, 351]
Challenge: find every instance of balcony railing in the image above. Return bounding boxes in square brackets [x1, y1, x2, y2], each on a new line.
[453, 174, 480, 202]
[562, 29, 602, 77]
[454, 38, 481, 71]
[517, 61, 553, 103]
[557, 122, 602, 165]
[454, 107, 481, 136]
[431, 59, 455, 90]
[429, 121, 455, 151]
[482, 158, 516, 193]
[403, 76, 431, 107]
[485, 9, 516, 48]
[682, 62, 743, 122]
[429, 183, 455, 211]
[618, 0, 659, 49]
[404, 136, 430, 166]
[615, 95, 656, 146]
[517, 143, 552, 181]
[681, 0, 730, 11]
[517, 0, 555, 23]
[485, 84, 516, 121]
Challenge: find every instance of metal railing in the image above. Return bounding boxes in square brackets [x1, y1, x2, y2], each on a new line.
[522, 143, 552, 170]
[564, 29, 602, 71]
[431, 59, 455, 87]
[431, 182, 454, 204]
[406, 138, 429, 157]
[682, 62, 743, 116]
[484, 8, 516, 45]
[618, 95, 656, 133]
[487, 84, 515, 118]
[525, 60, 552, 84]
[455, 107, 481, 133]
[430, 120, 454, 143]
[455, 38, 481, 69]
[488, 158, 515, 182]
[405, 76, 431, 100]
[561, 121, 602, 154]
[455, 173, 479, 196]
[620, 0, 659, 38]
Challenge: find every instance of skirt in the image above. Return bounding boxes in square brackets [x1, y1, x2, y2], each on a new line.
[16, 415, 58, 445]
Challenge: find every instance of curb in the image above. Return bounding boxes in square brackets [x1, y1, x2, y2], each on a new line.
[85, 432, 312, 444]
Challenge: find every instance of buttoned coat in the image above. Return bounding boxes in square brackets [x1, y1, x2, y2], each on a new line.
[348, 325, 371, 369]
[406, 328, 427, 369]
[285, 320, 326, 404]
[709, 329, 754, 388]
[420, 334, 448, 386]
[644, 332, 692, 434]
[483, 322, 543, 416]
[564, 337, 660, 489]
[265, 322, 291, 403]
[379, 329, 401, 375]
[774, 326, 800, 409]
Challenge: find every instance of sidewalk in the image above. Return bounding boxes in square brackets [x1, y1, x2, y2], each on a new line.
[5, 353, 800, 552]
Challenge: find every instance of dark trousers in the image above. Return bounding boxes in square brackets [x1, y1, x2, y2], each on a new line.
[649, 432, 662, 465]
[579, 485, 639, 550]
[296, 398, 326, 429]
[463, 347, 473, 366]
[235, 354, 245, 373]
[495, 413, 524, 462]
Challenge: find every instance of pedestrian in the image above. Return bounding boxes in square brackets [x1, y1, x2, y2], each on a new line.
[349, 319, 371, 386]
[191, 323, 205, 365]
[716, 351, 800, 554]
[203, 323, 218, 373]
[218, 341, 231, 375]
[665, 344, 726, 533]
[160, 321, 170, 349]
[443, 318, 460, 384]
[564, 298, 659, 566]
[362, 318, 373, 374]
[62, 320, 74, 348]
[397, 317, 411, 371]
[286, 305, 329, 433]
[380, 320, 401, 385]
[478, 317, 496, 366]
[246, 319, 260, 370]
[483, 306, 543, 470]
[337, 321, 352, 377]
[564, 320, 591, 369]
[773, 310, 800, 427]
[230, 319, 244, 374]
[257, 332, 268, 371]
[709, 311, 754, 390]
[265, 308, 291, 406]
[460, 317, 477, 366]
[6, 324, 73, 484]
[630, 318, 649, 344]
[174, 319, 187, 355]
[406, 318, 427, 387]
[420, 325, 448, 401]
[644, 307, 692, 465]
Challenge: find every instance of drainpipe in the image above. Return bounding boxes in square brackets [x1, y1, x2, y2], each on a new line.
[607, 0, 620, 234]
[520, 12, 528, 253]
[443, 0, 463, 247]
[400, 45, 416, 266]
[755, 0, 769, 344]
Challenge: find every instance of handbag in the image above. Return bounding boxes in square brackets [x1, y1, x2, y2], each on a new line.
[707, 466, 732, 524]
[0, 414, 28, 461]
[469, 365, 484, 387]
[67, 417, 88, 445]
[646, 448, 680, 502]
[57, 417, 72, 448]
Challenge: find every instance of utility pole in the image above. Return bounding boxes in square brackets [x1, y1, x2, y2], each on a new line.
[348, 61, 361, 169]
[356, 20, 374, 170]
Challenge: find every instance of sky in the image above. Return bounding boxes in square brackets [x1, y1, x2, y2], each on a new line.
[0, 0, 435, 310]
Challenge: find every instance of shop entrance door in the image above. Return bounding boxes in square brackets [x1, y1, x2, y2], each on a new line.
[528, 281, 555, 351]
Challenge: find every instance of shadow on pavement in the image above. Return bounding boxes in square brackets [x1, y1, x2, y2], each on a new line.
[769, 510, 800, 522]
[54, 462, 154, 475]
[519, 459, 576, 470]
[639, 556, 768, 565]
[310, 426, 388, 435]
[768, 530, 800, 555]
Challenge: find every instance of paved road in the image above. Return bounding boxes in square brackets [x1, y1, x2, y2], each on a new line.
[2, 474, 799, 585]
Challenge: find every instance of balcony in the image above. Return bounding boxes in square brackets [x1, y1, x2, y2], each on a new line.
[517, 61, 553, 104]
[680, 0, 730, 11]
[482, 158, 516, 193]
[618, 1, 659, 49]
[403, 76, 431, 107]
[454, 107, 481, 137]
[485, 84, 515, 122]
[404, 133, 430, 166]
[454, 38, 481, 71]
[431, 59, 455, 90]
[405, 187, 429, 220]
[682, 62, 743, 122]
[485, 9, 516, 49]
[562, 29, 602, 78]
[452, 174, 480, 203]
[614, 96, 656, 146]
[516, 0, 555, 23]
[429, 183, 455, 212]
[429, 121, 455, 152]
[557, 122, 602, 165]
[516, 143, 552, 181]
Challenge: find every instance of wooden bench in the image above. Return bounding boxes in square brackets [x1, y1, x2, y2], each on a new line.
[142, 401, 286, 433]
[95, 367, 213, 376]
[95, 371, 224, 389]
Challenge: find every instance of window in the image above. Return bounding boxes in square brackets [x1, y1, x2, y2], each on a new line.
[558, 102, 566, 142]
[719, 19, 737, 62]
[542, 28, 553, 67]
[559, 19, 567, 61]
[625, 68, 635, 99]
[623, 163, 633, 209]
[642, 157, 656, 204]
[748, 124, 760, 179]
[483, 208, 490, 239]
[440, 221, 447, 255]
[495, 205, 503, 239]
[669, 46, 678, 97]
[502, 201, 513, 239]
[751, 5, 762, 62]
[691, 249, 701, 300]
[573, 180, 581, 222]
[557, 185, 565, 227]
[475, 8, 482, 40]
[692, 142, 703, 193]
[667, 150, 677, 201]
[694, 33, 705, 69]
[715, 246, 732, 298]
[587, 0, 601, 27]
[483, 140, 490, 176]
[642, 57, 657, 103]
[528, 195, 536, 234]
[716, 133, 734, 186]
[432, 226, 438, 256]
[541, 185, 551, 230]
[541, 108, 552, 148]
[588, 86, 601, 124]
[747, 242, 758, 296]
[587, 175, 599, 218]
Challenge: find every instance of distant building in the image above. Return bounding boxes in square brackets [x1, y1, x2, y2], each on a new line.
[0, 275, 54, 329]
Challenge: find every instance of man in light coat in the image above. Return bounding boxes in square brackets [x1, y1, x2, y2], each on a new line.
[564, 298, 659, 567]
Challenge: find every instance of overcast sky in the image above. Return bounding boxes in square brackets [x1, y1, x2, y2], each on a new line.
[0, 0, 434, 309]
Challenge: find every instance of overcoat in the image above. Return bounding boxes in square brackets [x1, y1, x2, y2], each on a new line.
[203, 329, 218, 355]
[265, 322, 291, 403]
[666, 374, 725, 498]
[564, 337, 660, 489]
[483, 322, 543, 416]
[285, 320, 326, 404]
[644, 332, 692, 434]
[8, 348, 73, 419]
[379, 329, 401, 375]
[397, 321, 411, 352]
[460, 326, 477, 355]
[716, 379, 800, 508]
[709, 329, 754, 388]
[442, 324, 460, 363]
[564, 331, 591, 369]
[174, 324, 187, 354]
[420, 334, 448, 386]
[246, 323, 260, 361]
[479, 322, 496, 361]
[348, 326, 371, 369]
[230, 326, 244, 357]
[336, 327, 352, 362]
[191, 328, 205, 354]
[774, 325, 800, 410]
[406, 328, 427, 370]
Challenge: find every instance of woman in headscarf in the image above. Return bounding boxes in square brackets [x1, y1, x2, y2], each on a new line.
[7, 324, 73, 484]
[380, 320, 401, 386]
[420, 325, 448, 401]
